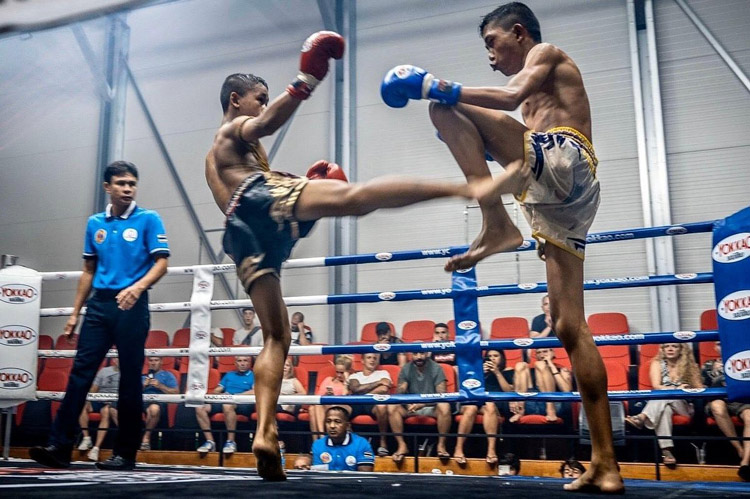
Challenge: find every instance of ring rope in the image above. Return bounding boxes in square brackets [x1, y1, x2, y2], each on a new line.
[37, 220, 715, 281]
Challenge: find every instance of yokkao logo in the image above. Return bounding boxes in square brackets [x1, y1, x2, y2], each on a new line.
[455, 268, 472, 274]
[194, 331, 209, 340]
[372, 394, 391, 402]
[680, 387, 705, 394]
[122, 228, 138, 242]
[458, 320, 477, 331]
[518, 392, 538, 397]
[345, 455, 356, 467]
[462, 379, 482, 389]
[0, 368, 34, 389]
[0, 325, 37, 346]
[197, 280, 210, 289]
[519, 240, 532, 250]
[725, 350, 750, 381]
[320, 452, 332, 464]
[712, 233, 750, 264]
[513, 338, 534, 347]
[375, 253, 393, 261]
[672, 331, 696, 341]
[675, 273, 698, 280]
[666, 226, 688, 235]
[378, 292, 395, 301]
[0, 284, 38, 304]
[518, 283, 538, 290]
[373, 343, 391, 352]
[718, 290, 750, 321]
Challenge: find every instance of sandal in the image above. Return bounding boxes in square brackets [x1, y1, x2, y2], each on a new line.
[377, 446, 390, 457]
[625, 415, 644, 430]
[437, 450, 450, 460]
[661, 448, 677, 467]
[454, 455, 467, 466]
[486, 455, 498, 466]
[392, 452, 406, 464]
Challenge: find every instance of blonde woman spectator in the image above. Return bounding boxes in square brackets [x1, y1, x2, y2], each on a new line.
[626, 343, 703, 466]
[279, 357, 305, 415]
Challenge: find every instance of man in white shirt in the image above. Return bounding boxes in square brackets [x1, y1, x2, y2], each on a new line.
[346, 353, 392, 457]
[234, 307, 263, 346]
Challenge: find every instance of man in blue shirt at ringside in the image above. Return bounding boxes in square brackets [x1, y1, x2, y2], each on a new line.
[195, 355, 255, 455]
[30, 161, 169, 471]
[294, 406, 375, 471]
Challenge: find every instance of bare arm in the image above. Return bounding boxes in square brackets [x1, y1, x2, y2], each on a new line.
[293, 379, 305, 395]
[349, 377, 391, 395]
[116, 255, 168, 311]
[460, 44, 557, 110]
[396, 380, 408, 395]
[649, 359, 665, 390]
[435, 380, 447, 394]
[64, 258, 96, 338]
[297, 323, 312, 346]
[237, 93, 302, 142]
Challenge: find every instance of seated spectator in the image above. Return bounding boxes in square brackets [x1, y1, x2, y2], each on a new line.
[279, 357, 305, 416]
[140, 356, 179, 450]
[388, 351, 450, 463]
[560, 458, 586, 479]
[431, 323, 455, 365]
[701, 341, 750, 480]
[454, 349, 512, 465]
[78, 357, 120, 461]
[310, 358, 351, 440]
[347, 353, 392, 456]
[375, 322, 406, 367]
[529, 294, 555, 338]
[233, 307, 263, 346]
[290, 311, 313, 346]
[293, 406, 375, 471]
[497, 452, 521, 476]
[210, 326, 226, 347]
[625, 343, 703, 467]
[510, 347, 572, 422]
[195, 355, 255, 455]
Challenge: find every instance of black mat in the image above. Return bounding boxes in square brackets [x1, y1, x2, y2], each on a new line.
[1, 459, 747, 498]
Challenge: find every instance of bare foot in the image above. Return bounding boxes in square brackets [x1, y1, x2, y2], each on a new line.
[253, 435, 286, 481]
[564, 465, 625, 494]
[392, 445, 409, 464]
[445, 224, 523, 271]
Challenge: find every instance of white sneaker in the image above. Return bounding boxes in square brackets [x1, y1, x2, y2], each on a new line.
[222, 441, 237, 455]
[87, 446, 100, 461]
[197, 440, 216, 453]
[77, 436, 93, 451]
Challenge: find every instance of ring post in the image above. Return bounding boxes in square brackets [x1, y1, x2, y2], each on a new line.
[451, 267, 486, 401]
[712, 206, 750, 401]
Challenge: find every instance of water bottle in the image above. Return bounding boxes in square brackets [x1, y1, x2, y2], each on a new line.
[279, 441, 286, 468]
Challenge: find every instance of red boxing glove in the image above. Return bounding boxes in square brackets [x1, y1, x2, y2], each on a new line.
[287, 31, 345, 100]
[306, 160, 348, 182]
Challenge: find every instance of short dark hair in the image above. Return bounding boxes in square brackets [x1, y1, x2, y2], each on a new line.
[292, 311, 304, 320]
[326, 405, 350, 421]
[104, 160, 138, 183]
[434, 323, 448, 330]
[498, 452, 521, 473]
[220, 73, 268, 113]
[375, 322, 391, 335]
[241, 307, 255, 313]
[559, 459, 586, 476]
[479, 2, 542, 43]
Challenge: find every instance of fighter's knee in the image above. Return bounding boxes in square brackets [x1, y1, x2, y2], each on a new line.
[428, 101, 453, 124]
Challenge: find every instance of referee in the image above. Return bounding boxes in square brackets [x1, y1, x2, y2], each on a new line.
[31, 161, 170, 471]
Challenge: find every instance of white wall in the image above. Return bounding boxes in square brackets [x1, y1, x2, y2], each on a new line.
[0, 0, 747, 345]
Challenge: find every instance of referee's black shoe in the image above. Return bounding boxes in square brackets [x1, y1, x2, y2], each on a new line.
[29, 445, 71, 468]
[95, 455, 135, 470]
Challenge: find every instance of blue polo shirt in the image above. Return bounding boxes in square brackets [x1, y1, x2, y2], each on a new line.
[83, 202, 170, 290]
[311, 432, 374, 471]
[142, 370, 178, 394]
[219, 370, 255, 394]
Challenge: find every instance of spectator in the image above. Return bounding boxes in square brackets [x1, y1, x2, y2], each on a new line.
[701, 341, 750, 481]
[560, 458, 586, 479]
[77, 357, 120, 462]
[279, 357, 305, 415]
[140, 357, 179, 450]
[497, 452, 521, 476]
[347, 353, 392, 456]
[310, 358, 351, 440]
[625, 343, 703, 467]
[233, 307, 262, 346]
[388, 351, 450, 463]
[375, 322, 406, 367]
[431, 323, 455, 365]
[290, 311, 313, 346]
[294, 406, 375, 471]
[195, 355, 255, 455]
[510, 348, 572, 422]
[454, 349, 512, 465]
[529, 294, 554, 338]
[210, 326, 227, 347]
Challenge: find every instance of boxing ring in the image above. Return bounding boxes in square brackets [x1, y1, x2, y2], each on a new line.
[2, 207, 750, 496]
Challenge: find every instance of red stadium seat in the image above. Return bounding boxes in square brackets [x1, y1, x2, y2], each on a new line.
[216, 355, 237, 374]
[297, 352, 333, 374]
[360, 322, 395, 343]
[698, 309, 719, 365]
[490, 317, 529, 339]
[38, 335, 54, 350]
[402, 320, 435, 343]
[145, 330, 169, 348]
[220, 327, 236, 346]
[588, 313, 630, 370]
[700, 309, 718, 330]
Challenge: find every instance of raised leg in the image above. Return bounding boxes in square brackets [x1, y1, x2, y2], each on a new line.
[510, 362, 531, 422]
[248, 274, 290, 481]
[533, 360, 559, 421]
[544, 244, 624, 493]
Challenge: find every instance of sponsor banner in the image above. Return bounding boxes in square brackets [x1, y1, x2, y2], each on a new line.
[185, 267, 213, 407]
[712, 207, 750, 401]
[0, 265, 41, 407]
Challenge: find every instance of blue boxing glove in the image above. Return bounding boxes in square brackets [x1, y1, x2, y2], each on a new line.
[381, 65, 461, 108]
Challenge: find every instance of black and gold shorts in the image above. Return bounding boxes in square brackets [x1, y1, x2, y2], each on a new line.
[223, 171, 316, 292]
